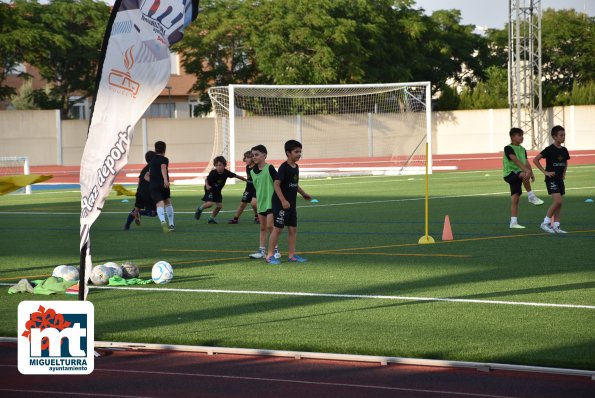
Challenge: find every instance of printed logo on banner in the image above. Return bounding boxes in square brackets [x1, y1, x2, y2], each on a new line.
[18, 301, 94, 375]
[109, 46, 141, 98]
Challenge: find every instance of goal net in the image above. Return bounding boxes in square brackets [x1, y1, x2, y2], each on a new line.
[0, 156, 31, 194]
[207, 83, 432, 178]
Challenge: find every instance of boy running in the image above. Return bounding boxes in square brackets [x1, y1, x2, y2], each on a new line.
[248, 145, 280, 260]
[533, 125, 570, 234]
[229, 151, 259, 224]
[502, 128, 543, 229]
[194, 156, 247, 224]
[266, 140, 311, 264]
[149, 141, 175, 233]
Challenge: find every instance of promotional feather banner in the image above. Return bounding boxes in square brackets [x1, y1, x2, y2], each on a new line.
[79, 0, 199, 299]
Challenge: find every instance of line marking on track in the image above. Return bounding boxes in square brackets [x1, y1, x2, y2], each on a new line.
[162, 248, 470, 258]
[86, 286, 595, 310]
[0, 371, 519, 398]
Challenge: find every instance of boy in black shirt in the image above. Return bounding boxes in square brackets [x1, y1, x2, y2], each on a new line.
[124, 150, 157, 230]
[266, 140, 311, 264]
[149, 141, 175, 233]
[194, 156, 247, 224]
[229, 151, 259, 224]
[533, 125, 571, 234]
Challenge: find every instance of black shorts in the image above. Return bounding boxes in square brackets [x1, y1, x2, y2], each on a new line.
[545, 178, 565, 195]
[273, 204, 297, 228]
[150, 186, 170, 203]
[135, 186, 156, 210]
[503, 172, 523, 196]
[202, 189, 222, 203]
[258, 209, 272, 217]
[241, 186, 256, 203]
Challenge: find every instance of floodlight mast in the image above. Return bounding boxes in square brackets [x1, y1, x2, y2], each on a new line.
[508, 0, 544, 149]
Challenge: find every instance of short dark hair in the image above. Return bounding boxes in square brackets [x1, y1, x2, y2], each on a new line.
[509, 127, 524, 138]
[284, 139, 302, 154]
[154, 141, 166, 154]
[145, 150, 156, 163]
[551, 125, 565, 137]
[251, 144, 267, 154]
[213, 156, 227, 166]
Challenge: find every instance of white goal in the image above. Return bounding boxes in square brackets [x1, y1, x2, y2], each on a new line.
[207, 83, 432, 178]
[0, 156, 31, 194]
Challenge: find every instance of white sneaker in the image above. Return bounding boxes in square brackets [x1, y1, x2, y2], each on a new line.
[528, 196, 545, 205]
[249, 250, 265, 259]
[553, 226, 567, 234]
[274, 248, 281, 259]
[540, 222, 555, 234]
[510, 223, 526, 229]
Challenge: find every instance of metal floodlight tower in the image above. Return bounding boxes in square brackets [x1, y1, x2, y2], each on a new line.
[508, 0, 544, 149]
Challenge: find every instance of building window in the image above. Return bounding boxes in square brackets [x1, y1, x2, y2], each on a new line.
[144, 103, 175, 118]
[170, 52, 180, 76]
[68, 97, 88, 120]
[8, 63, 26, 75]
[189, 99, 199, 118]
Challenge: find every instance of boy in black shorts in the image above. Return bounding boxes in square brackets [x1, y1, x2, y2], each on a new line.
[149, 141, 175, 233]
[194, 156, 247, 224]
[229, 151, 259, 224]
[124, 150, 157, 230]
[266, 140, 311, 265]
[502, 128, 539, 229]
[533, 125, 570, 234]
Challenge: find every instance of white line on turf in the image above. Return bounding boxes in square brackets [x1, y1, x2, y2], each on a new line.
[88, 286, 595, 310]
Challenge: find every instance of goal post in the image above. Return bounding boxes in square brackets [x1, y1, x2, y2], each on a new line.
[0, 156, 31, 194]
[208, 83, 432, 178]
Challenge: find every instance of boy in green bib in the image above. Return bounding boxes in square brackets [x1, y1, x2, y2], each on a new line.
[502, 127, 543, 229]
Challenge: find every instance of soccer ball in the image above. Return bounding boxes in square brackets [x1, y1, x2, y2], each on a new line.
[152, 261, 173, 284]
[121, 261, 139, 279]
[104, 262, 123, 278]
[52, 265, 79, 282]
[90, 265, 110, 285]
[52, 265, 68, 278]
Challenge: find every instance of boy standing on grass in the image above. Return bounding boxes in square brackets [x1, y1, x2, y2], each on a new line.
[150, 141, 175, 233]
[248, 145, 280, 260]
[502, 128, 543, 229]
[533, 125, 570, 234]
[194, 156, 247, 224]
[229, 150, 259, 224]
[266, 140, 311, 265]
[124, 150, 157, 230]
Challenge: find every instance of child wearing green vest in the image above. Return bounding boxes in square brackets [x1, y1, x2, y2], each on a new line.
[503, 127, 543, 229]
[248, 145, 280, 260]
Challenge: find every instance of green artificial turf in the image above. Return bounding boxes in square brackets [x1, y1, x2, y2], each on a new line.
[1, 166, 594, 370]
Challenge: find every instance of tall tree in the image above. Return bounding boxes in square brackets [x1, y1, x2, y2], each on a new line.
[13, 0, 110, 117]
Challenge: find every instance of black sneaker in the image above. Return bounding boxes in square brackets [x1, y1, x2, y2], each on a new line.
[228, 219, 239, 224]
[207, 218, 218, 224]
[194, 208, 202, 220]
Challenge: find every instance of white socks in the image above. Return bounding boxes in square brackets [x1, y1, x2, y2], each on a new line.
[165, 204, 174, 225]
[157, 207, 166, 223]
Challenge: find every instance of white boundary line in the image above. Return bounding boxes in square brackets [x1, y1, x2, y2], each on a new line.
[88, 286, 595, 310]
[1, 337, 592, 380]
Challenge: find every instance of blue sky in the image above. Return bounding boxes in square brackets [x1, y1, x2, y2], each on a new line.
[414, 0, 594, 29]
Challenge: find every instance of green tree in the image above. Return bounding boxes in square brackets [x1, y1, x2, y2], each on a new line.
[13, 0, 109, 117]
[458, 66, 508, 109]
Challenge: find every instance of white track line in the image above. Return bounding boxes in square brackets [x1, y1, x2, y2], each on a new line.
[88, 286, 595, 310]
[0, 367, 518, 398]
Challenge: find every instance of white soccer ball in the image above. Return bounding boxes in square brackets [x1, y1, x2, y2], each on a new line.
[90, 265, 110, 285]
[152, 261, 173, 284]
[121, 261, 139, 279]
[52, 265, 68, 278]
[104, 262, 123, 278]
[52, 265, 79, 282]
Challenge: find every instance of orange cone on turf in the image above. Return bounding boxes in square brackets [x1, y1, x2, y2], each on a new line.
[442, 215, 453, 241]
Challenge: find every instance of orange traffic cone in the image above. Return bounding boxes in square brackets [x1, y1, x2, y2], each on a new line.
[442, 215, 453, 241]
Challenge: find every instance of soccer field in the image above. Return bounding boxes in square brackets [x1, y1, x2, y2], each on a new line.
[1, 166, 594, 370]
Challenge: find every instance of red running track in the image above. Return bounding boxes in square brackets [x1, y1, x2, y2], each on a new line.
[0, 343, 593, 398]
[30, 150, 595, 185]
